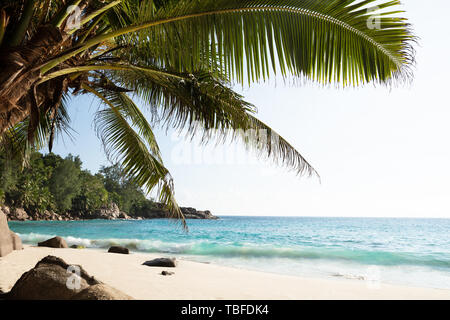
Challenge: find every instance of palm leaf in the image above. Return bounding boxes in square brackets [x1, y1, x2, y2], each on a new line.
[83, 84, 186, 228]
[105, 65, 317, 177]
[0, 94, 73, 164]
[41, 0, 415, 87]
[109, 0, 415, 85]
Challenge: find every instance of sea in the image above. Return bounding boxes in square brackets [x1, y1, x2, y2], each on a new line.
[8, 216, 450, 289]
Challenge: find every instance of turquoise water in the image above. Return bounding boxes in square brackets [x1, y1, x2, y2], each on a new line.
[8, 216, 450, 289]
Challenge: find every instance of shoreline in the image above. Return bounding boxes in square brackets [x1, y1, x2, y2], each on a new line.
[1, 245, 449, 300]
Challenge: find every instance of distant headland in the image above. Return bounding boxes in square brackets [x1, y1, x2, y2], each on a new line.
[0, 152, 217, 221]
[1, 203, 217, 221]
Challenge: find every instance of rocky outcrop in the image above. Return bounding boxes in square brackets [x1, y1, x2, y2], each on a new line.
[0, 208, 23, 257]
[94, 203, 121, 220]
[143, 257, 177, 268]
[3, 203, 218, 221]
[138, 204, 218, 220]
[9, 208, 29, 221]
[6, 256, 132, 300]
[118, 212, 131, 219]
[108, 246, 129, 254]
[181, 207, 217, 219]
[38, 236, 68, 248]
[3, 206, 73, 222]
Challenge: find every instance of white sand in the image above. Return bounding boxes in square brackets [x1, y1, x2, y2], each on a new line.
[0, 245, 449, 300]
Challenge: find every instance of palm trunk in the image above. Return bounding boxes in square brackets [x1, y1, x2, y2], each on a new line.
[0, 26, 67, 134]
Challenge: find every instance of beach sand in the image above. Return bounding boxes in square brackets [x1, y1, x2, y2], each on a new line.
[0, 245, 449, 300]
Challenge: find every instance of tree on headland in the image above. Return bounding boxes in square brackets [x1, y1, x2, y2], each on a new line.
[0, 152, 155, 217]
[0, 1, 415, 227]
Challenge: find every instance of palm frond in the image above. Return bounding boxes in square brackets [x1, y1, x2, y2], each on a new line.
[84, 84, 186, 228]
[106, 65, 317, 177]
[111, 0, 415, 85]
[0, 93, 73, 164]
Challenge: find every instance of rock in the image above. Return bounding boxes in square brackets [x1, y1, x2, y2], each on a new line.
[7, 256, 132, 300]
[0, 288, 7, 300]
[10, 232, 23, 251]
[10, 208, 29, 221]
[0, 209, 23, 257]
[108, 246, 129, 254]
[1, 206, 10, 220]
[38, 236, 68, 248]
[118, 212, 131, 219]
[143, 258, 177, 268]
[7, 256, 99, 299]
[71, 284, 133, 300]
[42, 210, 52, 220]
[134, 204, 218, 220]
[94, 203, 121, 220]
[182, 208, 218, 219]
[161, 271, 174, 276]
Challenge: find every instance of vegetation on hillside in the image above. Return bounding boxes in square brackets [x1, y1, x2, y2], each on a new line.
[0, 152, 157, 216]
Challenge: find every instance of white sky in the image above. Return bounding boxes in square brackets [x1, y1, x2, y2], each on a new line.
[54, 1, 450, 218]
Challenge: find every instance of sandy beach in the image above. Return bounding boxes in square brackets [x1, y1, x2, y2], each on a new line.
[0, 245, 449, 300]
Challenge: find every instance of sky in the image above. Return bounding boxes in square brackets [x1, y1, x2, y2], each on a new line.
[51, 1, 450, 218]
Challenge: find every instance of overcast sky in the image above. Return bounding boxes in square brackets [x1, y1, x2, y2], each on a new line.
[52, 1, 450, 218]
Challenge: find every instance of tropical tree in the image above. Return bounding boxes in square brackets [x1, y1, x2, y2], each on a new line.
[0, 0, 415, 227]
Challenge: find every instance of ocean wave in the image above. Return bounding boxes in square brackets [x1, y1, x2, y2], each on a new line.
[17, 233, 450, 269]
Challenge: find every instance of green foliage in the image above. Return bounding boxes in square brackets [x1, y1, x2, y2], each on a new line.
[49, 154, 82, 212]
[4, 152, 54, 212]
[72, 171, 108, 215]
[99, 164, 152, 215]
[0, 151, 156, 216]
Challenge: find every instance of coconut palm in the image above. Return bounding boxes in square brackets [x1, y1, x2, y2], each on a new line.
[0, 0, 415, 226]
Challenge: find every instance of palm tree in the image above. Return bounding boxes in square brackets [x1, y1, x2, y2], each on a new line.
[0, 0, 415, 226]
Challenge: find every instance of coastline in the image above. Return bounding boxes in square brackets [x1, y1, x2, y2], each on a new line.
[1, 245, 449, 300]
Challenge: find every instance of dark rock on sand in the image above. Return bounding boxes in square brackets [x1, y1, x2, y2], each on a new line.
[143, 258, 177, 268]
[7, 255, 99, 300]
[0, 208, 23, 257]
[161, 271, 175, 276]
[71, 284, 133, 300]
[0, 288, 7, 299]
[7, 256, 132, 300]
[38, 236, 68, 248]
[108, 246, 129, 254]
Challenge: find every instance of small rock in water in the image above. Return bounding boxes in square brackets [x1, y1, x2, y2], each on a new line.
[108, 246, 129, 254]
[161, 271, 174, 276]
[143, 257, 177, 268]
